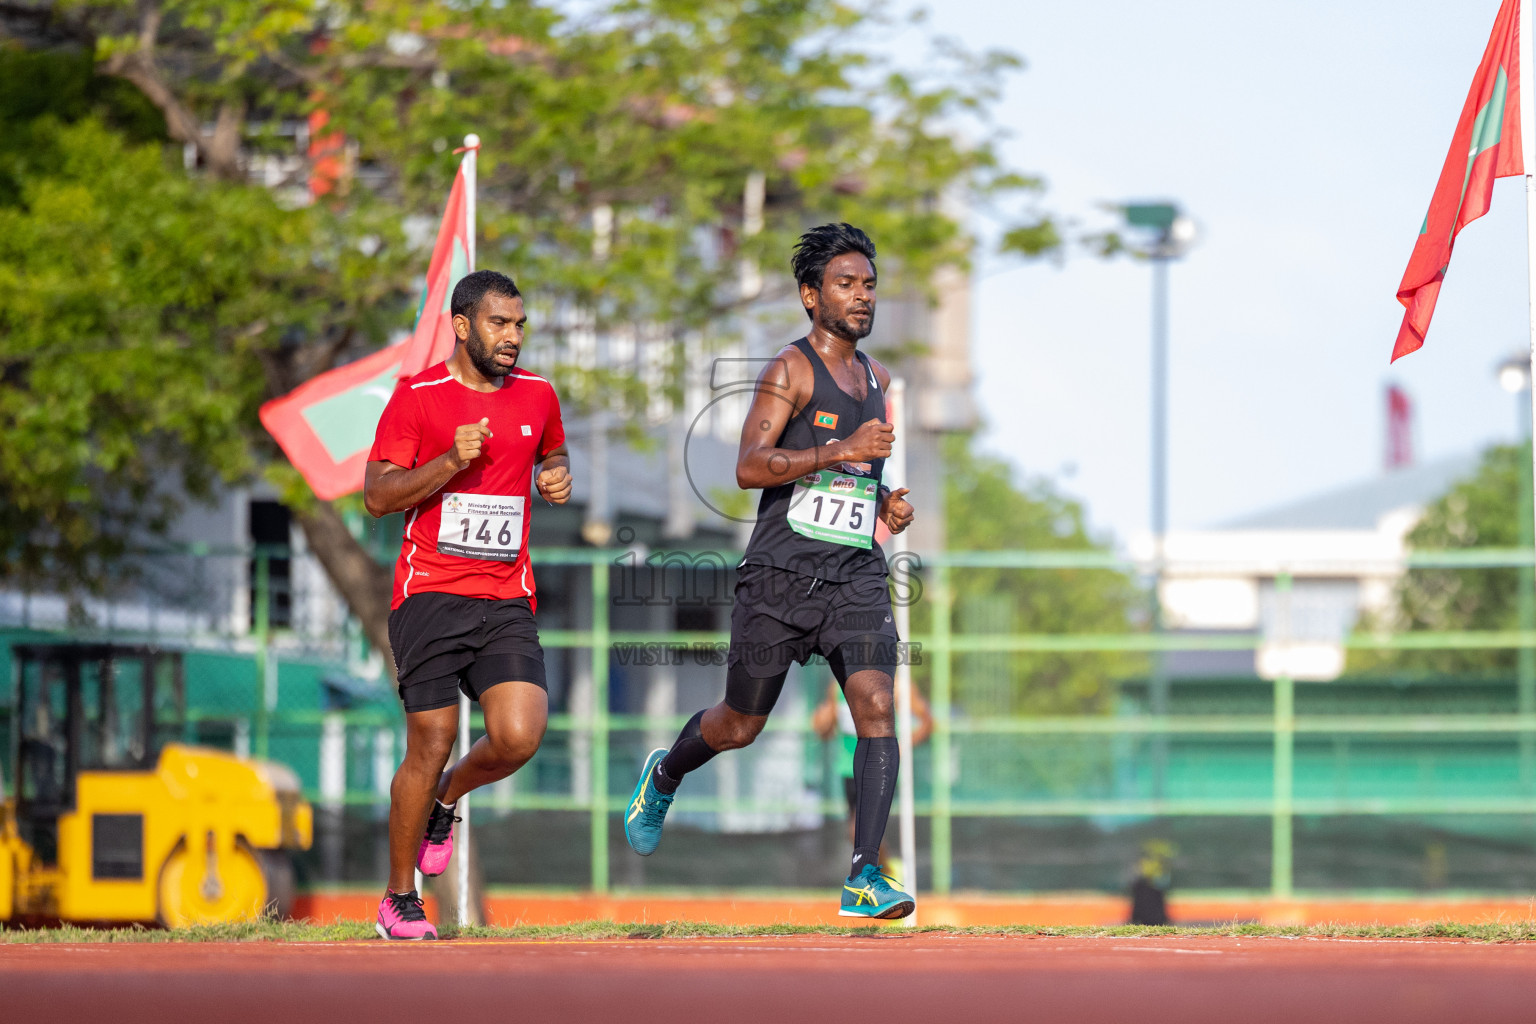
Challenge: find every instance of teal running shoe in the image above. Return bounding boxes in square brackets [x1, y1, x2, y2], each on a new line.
[839, 863, 915, 919]
[624, 748, 675, 856]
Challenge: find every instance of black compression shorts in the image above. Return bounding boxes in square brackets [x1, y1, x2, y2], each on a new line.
[727, 564, 901, 677]
[387, 592, 547, 713]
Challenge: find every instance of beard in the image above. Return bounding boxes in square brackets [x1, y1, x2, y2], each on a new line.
[465, 322, 518, 378]
[816, 301, 874, 341]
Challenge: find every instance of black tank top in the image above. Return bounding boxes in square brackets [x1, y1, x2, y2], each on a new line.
[739, 337, 887, 581]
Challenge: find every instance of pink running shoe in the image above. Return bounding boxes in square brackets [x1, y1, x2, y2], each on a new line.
[376, 890, 437, 940]
[417, 800, 459, 877]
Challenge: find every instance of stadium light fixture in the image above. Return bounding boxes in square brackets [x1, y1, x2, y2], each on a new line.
[1122, 201, 1198, 259]
[1499, 353, 1531, 394]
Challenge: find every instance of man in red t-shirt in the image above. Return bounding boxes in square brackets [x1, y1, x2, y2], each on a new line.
[364, 269, 571, 939]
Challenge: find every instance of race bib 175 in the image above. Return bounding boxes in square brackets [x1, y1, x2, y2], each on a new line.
[785, 473, 879, 549]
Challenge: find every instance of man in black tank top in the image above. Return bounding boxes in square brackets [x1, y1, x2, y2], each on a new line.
[623, 223, 919, 920]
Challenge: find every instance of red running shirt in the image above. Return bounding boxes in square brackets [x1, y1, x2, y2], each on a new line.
[369, 362, 565, 610]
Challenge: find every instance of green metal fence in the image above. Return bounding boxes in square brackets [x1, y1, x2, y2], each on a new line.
[7, 545, 1536, 896]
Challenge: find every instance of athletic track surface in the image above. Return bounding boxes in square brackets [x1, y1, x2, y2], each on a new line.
[5, 935, 1535, 1022]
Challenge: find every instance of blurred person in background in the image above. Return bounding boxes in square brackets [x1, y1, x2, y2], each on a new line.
[364, 269, 572, 940]
[1128, 840, 1176, 926]
[622, 223, 920, 919]
[812, 677, 932, 881]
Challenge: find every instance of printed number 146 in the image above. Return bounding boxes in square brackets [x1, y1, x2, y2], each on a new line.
[461, 517, 515, 546]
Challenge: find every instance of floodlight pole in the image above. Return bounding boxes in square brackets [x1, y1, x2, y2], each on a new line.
[1149, 253, 1170, 799]
[1518, 379, 1535, 790]
[1122, 201, 1191, 800]
[1519, 0, 1536, 795]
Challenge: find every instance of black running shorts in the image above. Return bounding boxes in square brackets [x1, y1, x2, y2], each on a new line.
[727, 564, 901, 677]
[387, 592, 547, 713]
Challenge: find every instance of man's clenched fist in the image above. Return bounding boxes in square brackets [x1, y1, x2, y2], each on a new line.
[447, 418, 492, 470]
[879, 487, 914, 535]
[840, 417, 894, 464]
[537, 464, 573, 504]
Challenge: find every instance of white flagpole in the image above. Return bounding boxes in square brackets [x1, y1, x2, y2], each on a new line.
[887, 379, 917, 927]
[463, 134, 479, 268]
[456, 132, 479, 930]
[1522, 4, 1536, 462]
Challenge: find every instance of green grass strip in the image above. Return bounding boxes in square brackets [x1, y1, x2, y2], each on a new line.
[6, 919, 1536, 944]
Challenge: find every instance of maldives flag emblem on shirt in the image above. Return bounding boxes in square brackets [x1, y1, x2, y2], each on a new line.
[260, 148, 476, 499]
[1391, 0, 1523, 361]
[814, 411, 838, 429]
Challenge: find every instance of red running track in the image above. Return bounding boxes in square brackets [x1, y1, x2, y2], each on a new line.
[4, 935, 1536, 1023]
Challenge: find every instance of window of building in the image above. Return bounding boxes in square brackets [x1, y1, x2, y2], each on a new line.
[249, 500, 293, 630]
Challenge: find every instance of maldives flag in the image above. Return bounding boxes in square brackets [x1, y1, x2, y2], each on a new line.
[1392, 0, 1523, 361]
[260, 152, 474, 499]
[257, 344, 404, 500]
[398, 160, 472, 379]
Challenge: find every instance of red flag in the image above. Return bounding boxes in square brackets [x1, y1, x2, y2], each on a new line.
[1385, 385, 1414, 470]
[260, 150, 475, 498]
[398, 161, 472, 378]
[258, 344, 404, 500]
[1392, 0, 1523, 361]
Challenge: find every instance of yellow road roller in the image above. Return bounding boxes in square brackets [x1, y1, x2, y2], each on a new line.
[1, 643, 312, 927]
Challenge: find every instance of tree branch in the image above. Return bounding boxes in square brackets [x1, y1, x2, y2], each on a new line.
[204, 94, 246, 180]
[95, 1, 246, 180]
[100, 4, 197, 141]
[292, 501, 395, 676]
[307, 323, 358, 381]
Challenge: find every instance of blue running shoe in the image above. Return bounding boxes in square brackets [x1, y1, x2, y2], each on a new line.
[839, 863, 915, 919]
[624, 748, 675, 856]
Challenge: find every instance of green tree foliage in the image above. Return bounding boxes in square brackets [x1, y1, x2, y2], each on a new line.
[935, 434, 1143, 714]
[1348, 442, 1530, 674]
[0, 2, 1059, 653]
[0, 119, 261, 578]
[0, 61, 407, 621]
[0, 46, 164, 200]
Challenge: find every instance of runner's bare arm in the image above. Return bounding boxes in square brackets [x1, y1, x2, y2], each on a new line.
[363, 418, 492, 517]
[536, 444, 572, 505]
[735, 349, 894, 489]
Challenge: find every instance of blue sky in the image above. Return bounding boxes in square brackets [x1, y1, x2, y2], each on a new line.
[886, 0, 1531, 544]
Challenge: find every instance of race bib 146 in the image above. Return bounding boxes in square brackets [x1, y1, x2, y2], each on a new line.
[785, 473, 879, 549]
[437, 493, 525, 561]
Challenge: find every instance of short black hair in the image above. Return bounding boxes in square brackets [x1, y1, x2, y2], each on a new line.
[790, 222, 877, 295]
[451, 269, 521, 320]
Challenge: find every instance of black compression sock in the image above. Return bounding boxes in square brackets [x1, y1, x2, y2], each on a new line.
[850, 736, 899, 877]
[653, 710, 717, 794]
